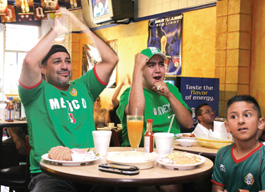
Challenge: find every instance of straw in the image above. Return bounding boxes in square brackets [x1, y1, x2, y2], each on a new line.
[168, 114, 175, 133]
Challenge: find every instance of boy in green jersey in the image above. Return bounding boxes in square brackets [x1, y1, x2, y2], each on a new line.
[117, 47, 193, 147]
[212, 95, 265, 192]
[19, 8, 118, 192]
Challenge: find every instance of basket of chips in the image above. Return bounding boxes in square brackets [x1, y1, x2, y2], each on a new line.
[196, 137, 233, 149]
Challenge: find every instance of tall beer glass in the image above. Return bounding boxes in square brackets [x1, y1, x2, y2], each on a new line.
[127, 115, 144, 151]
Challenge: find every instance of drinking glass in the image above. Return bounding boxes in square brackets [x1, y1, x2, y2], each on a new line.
[127, 115, 144, 151]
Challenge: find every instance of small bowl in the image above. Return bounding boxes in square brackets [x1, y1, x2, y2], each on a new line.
[177, 139, 196, 147]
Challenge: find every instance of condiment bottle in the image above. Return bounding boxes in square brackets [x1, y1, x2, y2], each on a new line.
[5, 97, 9, 121]
[144, 119, 154, 153]
[6, 97, 14, 122]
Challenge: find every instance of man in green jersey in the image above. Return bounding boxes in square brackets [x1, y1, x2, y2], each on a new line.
[18, 8, 118, 192]
[117, 47, 193, 147]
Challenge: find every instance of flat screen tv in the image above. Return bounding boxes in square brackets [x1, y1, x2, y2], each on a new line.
[88, 0, 134, 24]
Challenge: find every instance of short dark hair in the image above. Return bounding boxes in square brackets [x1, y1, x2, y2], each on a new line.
[227, 95, 261, 118]
[195, 103, 210, 118]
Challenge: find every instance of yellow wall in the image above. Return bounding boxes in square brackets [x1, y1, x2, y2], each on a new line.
[182, 7, 216, 78]
[80, 7, 216, 109]
[251, 0, 265, 117]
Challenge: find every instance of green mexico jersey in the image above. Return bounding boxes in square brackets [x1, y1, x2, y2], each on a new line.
[212, 143, 265, 192]
[116, 83, 191, 147]
[19, 69, 105, 173]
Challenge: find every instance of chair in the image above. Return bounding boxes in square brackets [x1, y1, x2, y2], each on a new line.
[0, 135, 31, 192]
[111, 128, 122, 147]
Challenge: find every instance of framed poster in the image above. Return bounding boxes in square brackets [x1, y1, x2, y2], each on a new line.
[148, 14, 183, 76]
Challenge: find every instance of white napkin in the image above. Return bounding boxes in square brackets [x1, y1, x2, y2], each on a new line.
[193, 121, 233, 141]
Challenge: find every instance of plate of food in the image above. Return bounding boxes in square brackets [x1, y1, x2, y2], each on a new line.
[41, 146, 100, 166]
[175, 133, 196, 140]
[157, 151, 205, 170]
[106, 151, 158, 169]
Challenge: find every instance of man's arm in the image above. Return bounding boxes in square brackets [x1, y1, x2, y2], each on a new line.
[19, 12, 65, 87]
[125, 53, 149, 115]
[152, 82, 193, 129]
[7, 128, 27, 155]
[61, 9, 119, 84]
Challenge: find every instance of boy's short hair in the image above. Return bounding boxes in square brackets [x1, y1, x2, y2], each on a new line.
[195, 103, 210, 118]
[226, 95, 261, 118]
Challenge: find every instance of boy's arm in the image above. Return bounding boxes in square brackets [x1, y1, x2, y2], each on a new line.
[212, 183, 224, 192]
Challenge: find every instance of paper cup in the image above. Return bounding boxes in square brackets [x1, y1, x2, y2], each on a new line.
[154, 133, 174, 156]
[92, 130, 112, 157]
[108, 122, 115, 128]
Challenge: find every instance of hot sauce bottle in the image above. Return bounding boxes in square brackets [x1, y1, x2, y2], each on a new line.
[6, 97, 14, 122]
[144, 119, 154, 153]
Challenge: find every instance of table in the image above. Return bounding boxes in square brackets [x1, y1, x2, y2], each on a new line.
[40, 147, 213, 187]
[173, 141, 218, 160]
[0, 119, 27, 163]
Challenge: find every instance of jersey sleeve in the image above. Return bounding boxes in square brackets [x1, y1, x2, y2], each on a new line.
[261, 150, 265, 189]
[167, 83, 192, 113]
[18, 79, 44, 107]
[211, 149, 225, 187]
[76, 67, 106, 102]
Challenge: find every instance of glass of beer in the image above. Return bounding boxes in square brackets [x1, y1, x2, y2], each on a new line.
[127, 115, 144, 151]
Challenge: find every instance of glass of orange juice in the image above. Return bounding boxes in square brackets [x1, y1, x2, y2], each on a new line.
[127, 115, 144, 151]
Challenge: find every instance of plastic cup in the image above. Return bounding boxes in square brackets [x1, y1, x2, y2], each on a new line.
[154, 133, 174, 156]
[92, 130, 112, 157]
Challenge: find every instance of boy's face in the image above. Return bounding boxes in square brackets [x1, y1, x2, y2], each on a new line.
[225, 101, 265, 141]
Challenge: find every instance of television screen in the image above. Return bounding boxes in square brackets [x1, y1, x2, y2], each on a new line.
[89, 0, 134, 25]
[89, 0, 113, 24]
[91, 0, 109, 18]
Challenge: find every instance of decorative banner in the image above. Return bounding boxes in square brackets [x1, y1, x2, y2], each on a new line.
[18, 13, 33, 21]
[34, 5, 47, 20]
[0, 0, 8, 16]
[65, 0, 82, 10]
[15, 0, 34, 15]
[1, 5, 16, 22]
[147, 14, 183, 76]
[41, 0, 59, 13]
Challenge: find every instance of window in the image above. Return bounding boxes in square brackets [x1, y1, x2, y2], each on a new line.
[0, 24, 39, 99]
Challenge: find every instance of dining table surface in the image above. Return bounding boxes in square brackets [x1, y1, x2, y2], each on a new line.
[40, 147, 214, 187]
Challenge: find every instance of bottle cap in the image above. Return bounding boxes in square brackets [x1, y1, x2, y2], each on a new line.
[147, 119, 153, 123]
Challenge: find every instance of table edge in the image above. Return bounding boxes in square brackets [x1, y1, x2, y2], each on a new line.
[40, 161, 213, 187]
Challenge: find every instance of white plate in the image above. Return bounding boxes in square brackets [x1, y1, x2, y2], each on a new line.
[106, 151, 158, 169]
[157, 154, 205, 170]
[175, 133, 196, 140]
[41, 153, 100, 166]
